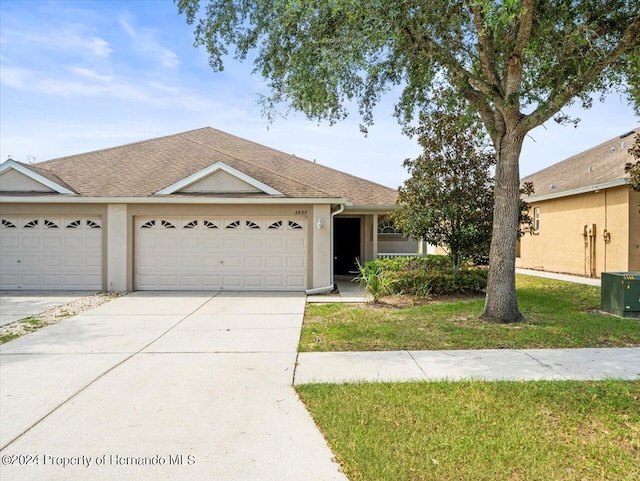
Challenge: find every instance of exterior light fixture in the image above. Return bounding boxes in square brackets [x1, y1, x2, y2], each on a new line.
[316, 219, 323, 229]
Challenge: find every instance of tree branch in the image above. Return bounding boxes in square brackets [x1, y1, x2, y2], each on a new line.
[505, 0, 535, 101]
[470, 4, 502, 94]
[521, 13, 640, 132]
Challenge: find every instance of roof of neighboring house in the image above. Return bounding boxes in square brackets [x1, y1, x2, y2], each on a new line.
[11, 127, 397, 206]
[522, 129, 637, 201]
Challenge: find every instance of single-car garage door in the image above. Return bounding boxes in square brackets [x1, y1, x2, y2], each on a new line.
[135, 217, 307, 290]
[0, 216, 103, 290]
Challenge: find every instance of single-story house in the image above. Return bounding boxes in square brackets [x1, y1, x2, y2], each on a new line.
[517, 129, 639, 277]
[0, 127, 420, 292]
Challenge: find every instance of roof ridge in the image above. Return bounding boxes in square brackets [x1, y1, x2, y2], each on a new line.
[179, 129, 337, 198]
[35, 127, 213, 167]
[184, 127, 397, 195]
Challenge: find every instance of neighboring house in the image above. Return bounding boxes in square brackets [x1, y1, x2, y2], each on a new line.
[0, 127, 418, 291]
[517, 129, 640, 278]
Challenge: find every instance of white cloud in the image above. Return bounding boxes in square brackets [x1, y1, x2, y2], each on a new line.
[3, 26, 112, 58]
[118, 16, 180, 69]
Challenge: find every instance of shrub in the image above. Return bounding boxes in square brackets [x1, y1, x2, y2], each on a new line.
[361, 255, 487, 298]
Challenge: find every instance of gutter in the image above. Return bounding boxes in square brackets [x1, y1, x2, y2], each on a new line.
[524, 178, 630, 203]
[305, 203, 346, 296]
[0, 196, 347, 205]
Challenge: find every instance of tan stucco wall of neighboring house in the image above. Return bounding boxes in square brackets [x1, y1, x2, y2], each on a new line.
[516, 185, 636, 277]
[629, 189, 640, 271]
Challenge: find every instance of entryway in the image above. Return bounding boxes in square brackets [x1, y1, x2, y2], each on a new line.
[333, 217, 361, 275]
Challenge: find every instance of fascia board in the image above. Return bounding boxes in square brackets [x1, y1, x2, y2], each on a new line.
[155, 161, 282, 195]
[0, 160, 76, 195]
[0, 196, 347, 205]
[524, 178, 630, 203]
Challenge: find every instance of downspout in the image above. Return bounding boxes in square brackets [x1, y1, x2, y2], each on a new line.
[305, 204, 346, 295]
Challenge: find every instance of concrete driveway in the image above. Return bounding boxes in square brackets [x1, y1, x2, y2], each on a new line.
[0, 291, 96, 326]
[0, 292, 346, 481]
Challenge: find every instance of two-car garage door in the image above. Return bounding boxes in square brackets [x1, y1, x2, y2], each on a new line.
[135, 217, 307, 290]
[0, 215, 308, 291]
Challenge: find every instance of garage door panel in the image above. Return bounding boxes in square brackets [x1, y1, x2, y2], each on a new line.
[202, 257, 222, 267]
[22, 237, 41, 248]
[244, 238, 263, 250]
[287, 256, 305, 268]
[159, 256, 180, 268]
[265, 257, 284, 268]
[20, 256, 41, 267]
[43, 256, 62, 267]
[245, 257, 263, 268]
[286, 238, 305, 250]
[244, 276, 264, 288]
[287, 276, 306, 288]
[1, 237, 20, 249]
[223, 256, 242, 268]
[43, 237, 62, 248]
[159, 238, 180, 249]
[135, 216, 307, 291]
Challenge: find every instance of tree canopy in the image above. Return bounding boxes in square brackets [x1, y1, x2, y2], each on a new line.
[626, 133, 640, 191]
[177, 0, 640, 323]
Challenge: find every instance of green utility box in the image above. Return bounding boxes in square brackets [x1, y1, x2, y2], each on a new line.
[601, 272, 640, 319]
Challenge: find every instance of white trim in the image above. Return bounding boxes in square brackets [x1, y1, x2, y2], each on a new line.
[155, 161, 282, 196]
[0, 160, 76, 195]
[343, 204, 397, 212]
[524, 178, 630, 203]
[0, 196, 346, 205]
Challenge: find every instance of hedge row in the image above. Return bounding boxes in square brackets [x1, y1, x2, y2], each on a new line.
[364, 255, 488, 296]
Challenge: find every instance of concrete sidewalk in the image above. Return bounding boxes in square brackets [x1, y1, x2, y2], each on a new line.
[294, 348, 640, 384]
[515, 268, 601, 286]
[0, 291, 347, 481]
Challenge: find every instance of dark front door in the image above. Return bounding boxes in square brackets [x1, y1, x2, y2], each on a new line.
[334, 217, 361, 275]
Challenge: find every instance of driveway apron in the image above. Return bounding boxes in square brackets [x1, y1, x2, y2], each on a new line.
[0, 291, 347, 481]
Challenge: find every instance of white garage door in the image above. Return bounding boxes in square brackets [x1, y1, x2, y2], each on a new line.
[135, 217, 307, 290]
[0, 216, 103, 290]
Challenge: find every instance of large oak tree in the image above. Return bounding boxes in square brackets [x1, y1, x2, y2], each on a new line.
[177, 0, 640, 323]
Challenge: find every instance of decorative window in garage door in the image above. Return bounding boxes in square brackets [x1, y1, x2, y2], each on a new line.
[141, 220, 156, 229]
[184, 220, 198, 229]
[66, 220, 82, 229]
[1, 219, 17, 228]
[288, 220, 304, 230]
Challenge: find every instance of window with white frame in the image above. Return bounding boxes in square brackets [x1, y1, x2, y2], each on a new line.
[534, 207, 540, 231]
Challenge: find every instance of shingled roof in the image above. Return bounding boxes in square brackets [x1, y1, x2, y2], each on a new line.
[522, 129, 637, 201]
[25, 127, 397, 206]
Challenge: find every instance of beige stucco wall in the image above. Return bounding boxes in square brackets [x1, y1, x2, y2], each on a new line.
[516, 185, 634, 277]
[0, 170, 55, 192]
[182, 170, 261, 193]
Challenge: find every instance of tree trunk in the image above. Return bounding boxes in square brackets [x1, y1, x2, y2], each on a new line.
[481, 129, 525, 323]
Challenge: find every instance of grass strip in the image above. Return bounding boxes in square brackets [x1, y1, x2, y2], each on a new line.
[300, 275, 640, 351]
[297, 380, 640, 481]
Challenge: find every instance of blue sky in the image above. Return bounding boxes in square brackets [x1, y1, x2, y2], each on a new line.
[1, 0, 638, 189]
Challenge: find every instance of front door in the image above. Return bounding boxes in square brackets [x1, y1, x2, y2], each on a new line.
[334, 217, 361, 275]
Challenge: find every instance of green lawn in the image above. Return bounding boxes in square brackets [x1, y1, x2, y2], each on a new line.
[297, 380, 640, 481]
[300, 275, 640, 351]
